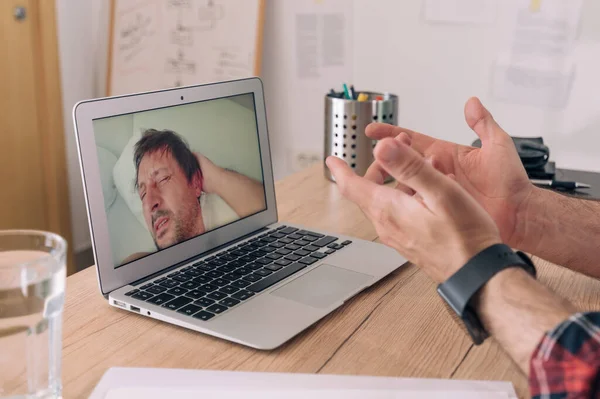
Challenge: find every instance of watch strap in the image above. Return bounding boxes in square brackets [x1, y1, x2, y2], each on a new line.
[437, 244, 536, 344]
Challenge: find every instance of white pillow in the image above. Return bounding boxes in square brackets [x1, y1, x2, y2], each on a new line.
[97, 146, 118, 211]
[113, 131, 145, 228]
[112, 131, 239, 232]
[201, 191, 240, 231]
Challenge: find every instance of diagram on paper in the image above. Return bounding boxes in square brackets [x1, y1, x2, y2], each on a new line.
[110, 0, 259, 94]
[115, 2, 159, 72]
[213, 47, 254, 80]
[165, 49, 197, 87]
[165, 0, 226, 86]
[168, 0, 224, 38]
[197, 0, 225, 31]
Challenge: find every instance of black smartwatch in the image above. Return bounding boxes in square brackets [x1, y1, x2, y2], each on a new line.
[437, 244, 536, 345]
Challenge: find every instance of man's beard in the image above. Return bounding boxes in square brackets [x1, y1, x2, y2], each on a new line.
[152, 208, 199, 249]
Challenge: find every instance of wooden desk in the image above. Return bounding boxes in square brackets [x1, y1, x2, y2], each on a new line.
[62, 164, 600, 399]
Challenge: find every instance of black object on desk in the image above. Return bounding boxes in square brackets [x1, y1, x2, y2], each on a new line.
[472, 136, 551, 175]
[527, 161, 556, 179]
[531, 179, 591, 190]
[472, 136, 600, 201]
[552, 168, 600, 201]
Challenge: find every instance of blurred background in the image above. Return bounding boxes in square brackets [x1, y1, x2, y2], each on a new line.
[3, 0, 599, 273]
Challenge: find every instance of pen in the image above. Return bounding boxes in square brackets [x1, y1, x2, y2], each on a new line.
[342, 83, 351, 99]
[531, 179, 591, 190]
[350, 85, 357, 100]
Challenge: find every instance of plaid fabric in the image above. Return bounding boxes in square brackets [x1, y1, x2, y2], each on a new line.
[529, 312, 600, 399]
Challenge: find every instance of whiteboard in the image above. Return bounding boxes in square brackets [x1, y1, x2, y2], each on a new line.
[107, 0, 264, 95]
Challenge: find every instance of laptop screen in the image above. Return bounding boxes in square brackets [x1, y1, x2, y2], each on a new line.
[92, 93, 266, 268]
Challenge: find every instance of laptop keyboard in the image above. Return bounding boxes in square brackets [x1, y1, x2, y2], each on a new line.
[124, 225, 352, 321]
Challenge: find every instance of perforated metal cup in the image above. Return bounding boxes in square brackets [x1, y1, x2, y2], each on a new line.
[324, 91, 398, 181]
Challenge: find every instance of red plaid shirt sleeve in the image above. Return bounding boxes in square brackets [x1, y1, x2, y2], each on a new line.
[529, 312, 600, 398]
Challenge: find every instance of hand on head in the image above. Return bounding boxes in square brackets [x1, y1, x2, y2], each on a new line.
[193, 152, 210, 193]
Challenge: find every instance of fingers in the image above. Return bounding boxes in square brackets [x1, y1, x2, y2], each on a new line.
[364, 132, 412, 185]
[464, 97, 507, 145]
[365, 123, 406, 140]
[374, 138, 452, 206]
[409, 156, 440, 200]
[366, 123, 435, 155]
[425, 155, 441, 174]
[394, 181, 415, 195]
[363, 161, 390, 185]
[365, 146, 441, 198]
[326, 156, 394, 213]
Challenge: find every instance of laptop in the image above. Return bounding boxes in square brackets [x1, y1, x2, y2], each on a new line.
[73, 77, 407, 350]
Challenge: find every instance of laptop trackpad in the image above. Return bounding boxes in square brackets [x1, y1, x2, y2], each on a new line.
[271, 264, 373, 309]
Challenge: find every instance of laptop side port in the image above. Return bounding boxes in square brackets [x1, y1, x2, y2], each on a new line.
[130, 306, 140, 313]
[113, 300, 126, 308]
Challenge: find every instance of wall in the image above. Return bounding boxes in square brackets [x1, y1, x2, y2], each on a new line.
[261, 0, 354, 180]
[352, 0, 600, 173]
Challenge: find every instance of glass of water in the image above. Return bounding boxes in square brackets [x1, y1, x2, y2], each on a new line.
[0, 230, 66, 399]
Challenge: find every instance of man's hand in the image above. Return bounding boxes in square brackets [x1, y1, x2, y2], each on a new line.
[327, 131, 579, 379]
[194, 152, 266, 218]
[326, 137, 501, 283]
[195, 152, 217, 194]
[365, 97, 534, 249]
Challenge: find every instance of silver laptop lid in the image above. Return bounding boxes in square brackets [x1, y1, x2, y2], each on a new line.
[73, 78, 277, 295]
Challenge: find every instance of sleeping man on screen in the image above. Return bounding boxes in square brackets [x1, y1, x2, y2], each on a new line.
[122, 129, 266, 264]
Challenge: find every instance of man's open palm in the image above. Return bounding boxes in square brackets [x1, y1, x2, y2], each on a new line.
[366, 98, 533, 247]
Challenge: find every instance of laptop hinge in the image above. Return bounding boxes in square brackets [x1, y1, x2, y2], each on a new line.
[129, 226, 270, 287]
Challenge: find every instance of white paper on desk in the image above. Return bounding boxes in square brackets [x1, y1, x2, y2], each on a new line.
[424, 0, 497, 25]
[105, 387, 509, 399]
[89, 368, 518, 399]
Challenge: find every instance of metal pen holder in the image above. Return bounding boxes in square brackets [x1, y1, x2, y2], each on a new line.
[324, 91, 398, 182]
